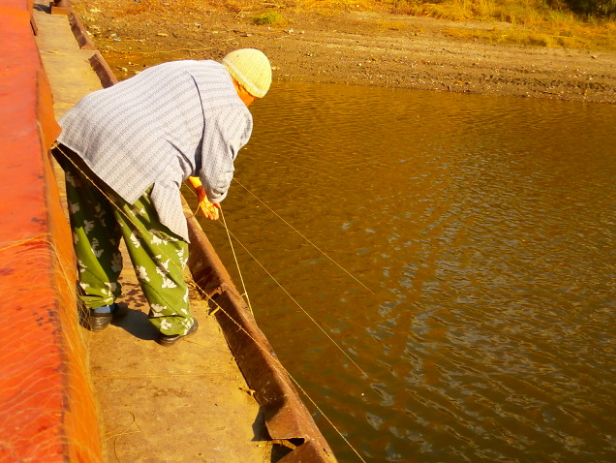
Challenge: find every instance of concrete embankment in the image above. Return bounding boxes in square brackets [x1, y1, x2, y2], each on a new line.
[0, 0, 337, 461]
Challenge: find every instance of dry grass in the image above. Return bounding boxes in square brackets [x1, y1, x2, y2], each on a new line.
[388, 0, 616, 50]
[251, 10, 286, 24]
[442, 17, 616, 50]
[296, 0, 375, 14]
[238, 0, 616, 50]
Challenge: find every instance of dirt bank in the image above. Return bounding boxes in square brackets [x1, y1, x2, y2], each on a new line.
[72, 0, 616, 104]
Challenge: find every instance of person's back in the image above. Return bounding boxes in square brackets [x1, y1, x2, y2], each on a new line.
[57, 60, 252, 214]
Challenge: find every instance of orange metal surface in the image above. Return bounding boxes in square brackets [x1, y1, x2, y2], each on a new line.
[0, 3, 102, 462]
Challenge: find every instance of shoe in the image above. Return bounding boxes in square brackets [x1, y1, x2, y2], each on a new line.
[89, 303, 128, 332]
[157, 319, 199, 347]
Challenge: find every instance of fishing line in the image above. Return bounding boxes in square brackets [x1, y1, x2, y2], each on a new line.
[233, 177, 375, 295]
[285, 373, 369, 463]
[191, 199, 254, 315]
[54, 143, 354, 367]
[192, 278, 369, 463]
[53, 144, 369, 461]
[0, 234, 53, 253]
[210, 218, 369, 379]
[194, 189, 367, 377]
[56, 141, 365, 380]
[218, 206, 254, 316]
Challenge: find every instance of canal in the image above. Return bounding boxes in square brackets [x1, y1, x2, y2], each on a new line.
[190, 82, 616, 463]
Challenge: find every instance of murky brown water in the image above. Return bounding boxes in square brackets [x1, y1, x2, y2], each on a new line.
[190, 82, 616, 463]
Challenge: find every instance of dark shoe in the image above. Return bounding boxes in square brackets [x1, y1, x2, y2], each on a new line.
[157, 319, 199, 347]
[89, 303, 128, 332]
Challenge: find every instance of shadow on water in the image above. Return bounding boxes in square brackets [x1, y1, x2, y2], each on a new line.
[189, 82, 616, 463]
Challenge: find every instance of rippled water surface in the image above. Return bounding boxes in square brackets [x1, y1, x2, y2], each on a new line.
[194, 83, 616, 463]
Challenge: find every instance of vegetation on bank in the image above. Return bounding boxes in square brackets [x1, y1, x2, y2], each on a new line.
[390, 0, 616, 49]
[247, 0, 616, 50]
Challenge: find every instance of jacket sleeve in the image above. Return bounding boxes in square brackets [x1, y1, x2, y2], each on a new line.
[198, 106, 253, 203]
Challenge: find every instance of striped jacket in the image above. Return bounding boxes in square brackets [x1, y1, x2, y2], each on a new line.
[57, 60, 253, 241]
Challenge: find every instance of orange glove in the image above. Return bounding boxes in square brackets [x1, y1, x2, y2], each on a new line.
[188, 176, 219, 220]
[199, 199, 220, 220]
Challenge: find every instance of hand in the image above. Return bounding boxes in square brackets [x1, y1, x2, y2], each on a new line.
[188, 176, 219, 220]
[199, 198, 220, 220]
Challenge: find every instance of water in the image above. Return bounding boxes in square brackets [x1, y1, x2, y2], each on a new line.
[192, 83, 616, 463]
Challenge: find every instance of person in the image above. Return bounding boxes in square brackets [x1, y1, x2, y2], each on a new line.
[52, 48, 272, 346]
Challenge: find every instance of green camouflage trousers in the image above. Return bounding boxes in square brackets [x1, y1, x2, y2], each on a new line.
[61, 151, 193, 336]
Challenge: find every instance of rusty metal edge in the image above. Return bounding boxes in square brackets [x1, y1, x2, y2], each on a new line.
[50, 0, 71, 15]
[88, 51, 119, 89]
[68, 11, 95, 49]
[59, 5, 339, 458]
[58, 0, 116, 88]
[185, 207, 338, 463]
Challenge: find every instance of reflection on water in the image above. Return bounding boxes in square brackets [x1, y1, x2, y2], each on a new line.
[191, 83, 616, 462]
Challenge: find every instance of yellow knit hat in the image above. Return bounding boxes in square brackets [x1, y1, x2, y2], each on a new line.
[222, 48, 272, 99]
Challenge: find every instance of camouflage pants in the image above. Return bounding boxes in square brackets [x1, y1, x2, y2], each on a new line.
[58, 147, 194, 336]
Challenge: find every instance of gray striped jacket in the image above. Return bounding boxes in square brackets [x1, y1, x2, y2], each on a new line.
[58, 60, 253, 241]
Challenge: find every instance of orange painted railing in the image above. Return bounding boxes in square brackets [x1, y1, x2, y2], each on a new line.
[0, 1, 103, 461]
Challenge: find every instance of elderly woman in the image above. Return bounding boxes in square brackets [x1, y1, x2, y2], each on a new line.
[53, 48, 272, 346]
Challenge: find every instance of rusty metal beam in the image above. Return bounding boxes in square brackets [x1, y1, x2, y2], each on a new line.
[185, 210, 338, 463]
